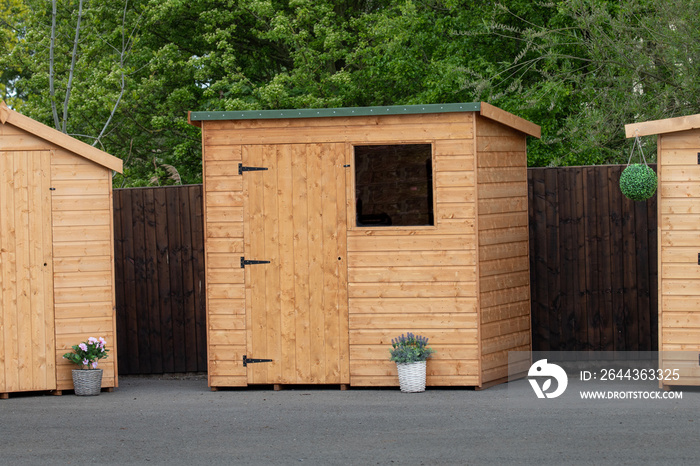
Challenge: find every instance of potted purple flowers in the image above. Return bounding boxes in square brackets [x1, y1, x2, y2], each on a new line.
[63, 337, 109, 396]
[389, 333, 435, 393]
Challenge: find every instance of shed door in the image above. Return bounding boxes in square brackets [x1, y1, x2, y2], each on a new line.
[243, 143, 349, 384]
[0, 150, 56, 392]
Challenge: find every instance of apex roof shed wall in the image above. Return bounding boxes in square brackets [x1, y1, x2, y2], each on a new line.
[0, 116, 118, 392]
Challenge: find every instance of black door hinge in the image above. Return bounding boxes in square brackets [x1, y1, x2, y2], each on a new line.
[240, 257, 271, 268]
[238, 163, 268, 175]
[243, 355, 273, 367]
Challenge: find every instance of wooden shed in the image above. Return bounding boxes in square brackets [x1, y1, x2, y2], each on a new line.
[0, 102, 122, 397]
[626, 115, 700, 388]
[189, 102, 540, 389]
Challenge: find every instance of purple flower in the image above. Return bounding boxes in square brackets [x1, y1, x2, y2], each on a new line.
[91, 361, 98, 369]
[88, 337, 98, 344]
[82, 359, 89, 366]
[79, 343, 88, 352]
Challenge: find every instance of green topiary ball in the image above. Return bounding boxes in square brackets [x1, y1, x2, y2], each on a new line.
[619, 163, 657, 201]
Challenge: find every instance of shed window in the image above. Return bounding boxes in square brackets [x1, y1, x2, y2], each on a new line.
[354, 144, 434, 227]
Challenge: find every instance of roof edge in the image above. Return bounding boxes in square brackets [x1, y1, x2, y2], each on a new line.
[479, 102, 541, 138]
[188, 102, 482, 122]
[625, 113, 700, 138]
[0, 101, 123, 173]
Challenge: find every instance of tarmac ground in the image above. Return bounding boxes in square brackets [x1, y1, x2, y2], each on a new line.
[1, 374, 698, 465]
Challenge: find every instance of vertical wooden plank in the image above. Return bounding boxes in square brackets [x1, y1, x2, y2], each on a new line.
[1, 152, 19, 391]
[40, 151, 55, 388]
[246, 145, 268, 384]
[635, 190, 651, 351]
[621, 167, 638, 352]
[292, 144, 311, 383]
[143, 188, 163, 374]
[0, 152, 7, 391]
[263, 145, 281, 383]
[647, 184, 658, 351]
[166, 187, 186, 372]
[27, 152, 46, 387]
[277, 144, 296, 382]
[608, 166, 625, 351]
[154, 188, 174, 373]
[321, 143, 340, 382]
[189, 185, 207, 372]
[179, 186, 197, 372]
[120, 188, 139, 373]
[545, 168, 561, 350]
[335, 143, 350, 384]
[558, 168, 575, 350]
[529, 169, 549, 351]
[131, 188, 151, 374]
[572, 167, 588, 351]
[594, 166, 611, 351]
[307, 143, 325, 382]
[113, 189, 129, 374]
[14, 152, 31, 389]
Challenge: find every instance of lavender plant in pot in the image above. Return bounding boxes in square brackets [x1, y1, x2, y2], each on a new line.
[63, 337, 109, 396]
[390, 333, 435, 393]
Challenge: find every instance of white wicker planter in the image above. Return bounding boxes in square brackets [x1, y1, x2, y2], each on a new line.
[71, 369, 103, 396]
[396, 361, 427, 393]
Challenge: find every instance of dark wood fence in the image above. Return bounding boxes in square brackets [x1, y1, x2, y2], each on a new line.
[113, 185, 207, 375]
[528, 165, 657, 352]
[113, 165, 659, 374]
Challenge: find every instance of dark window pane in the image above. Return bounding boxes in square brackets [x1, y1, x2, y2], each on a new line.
[354, 144, 434, 227]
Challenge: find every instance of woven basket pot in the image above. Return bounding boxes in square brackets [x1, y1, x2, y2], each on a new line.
[71, 369, 103, 396]
[396, 361, 427, 393]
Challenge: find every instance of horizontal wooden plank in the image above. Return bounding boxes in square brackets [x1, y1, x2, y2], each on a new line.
[52, 225, 111, 242]
[207, 283, 245, 299]
[207, 222, 244, 238]
[481, 301, 530, 324]
[207, 268, 245, 284]
[476, 152, 527, 168]
[53, 286, 113, 304]
[205, 161, 241, 178]
[349, 313, 478, 330]
[437, 203, 476, 220]
[348, 266, 476, 283]
[478, 166, 526, 184]
[209, 375, 248, 387]
[478, 226, 528, 246]
[479, 241, 528, 262]
[348, 250, 476, 268]
[208, 345, 246, 363]
[660, 182, 700, 198]
[209, 329, 246, 346]
[662, 296, 700, 312]
[661, 247, 700, 263]
[349, 374, 479, 387]
[659, 129, 700, 149]
[434, 155, 474, 172]
[662, 264, 700, 280]
[478, 212, 528, 231]
[477, 137, 526, 152]
[348, 281, 476, 298]
[205, 121, 473, 145]
[205, 192, 244, 207]
[207, 253, 244, 269]
[54, 317, 114, 335]
[660, 165, 700, 182]
[54, 271, 112, 288]
[53, 241, 112, 258]
[480, 315, 530, 340]
[348, 235, 475, 252]
[350, 344, 478, 360]
[436, 186, 475, 203]
[660, 214, 700, 231]
[53, 255, 112, 273]
[205, 176, 243, 192]
[209, 315, 246, 330]
[662, 280, 700, 296]
[663, 328, 700, 345]
[51, 179, 109, 196]
[481, 331, 530, 355]
[479, 256, 529, 278]
[660, 149, 700, 166]
[206, 206, 243, 223]
[349, 328, 478, 345]
[660, 231, 700, 247]
[209, 360, 247, 377]
[54, 302, 113, 319]
[348, 360, 479, 378]
[52, 209, 111, 227]
[204, 145, 242, 162]
[478, 197, 527, 215]
[662, 311, 700, 328]
[51, 163, 108, 181]
[433, 138, 474, 156]
[660, 197, 700, 214]
[481, 286, 530, 308]
[206, 238, 244, 254]
[480, 270, 530, 293]
[478, 181, 528, 199]
[208, 298, 245, 315]
[435, 171, 475, 188]
[56, 332, 115, 349]
[349, 297, 477, 314]
[52, 195, 111, 212]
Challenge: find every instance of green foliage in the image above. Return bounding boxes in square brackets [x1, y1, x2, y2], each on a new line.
[62, 337, 109, 370]
[619, 163, 657, 201]
[389, 333, 435, 364]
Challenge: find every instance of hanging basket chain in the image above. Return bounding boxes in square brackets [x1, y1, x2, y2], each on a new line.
[627, 131, 649, 167]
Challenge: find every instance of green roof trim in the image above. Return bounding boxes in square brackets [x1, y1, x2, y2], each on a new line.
[189, 102, 481, 121]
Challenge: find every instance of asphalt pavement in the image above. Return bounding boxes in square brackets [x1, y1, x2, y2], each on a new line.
[1, 374, 698, 465]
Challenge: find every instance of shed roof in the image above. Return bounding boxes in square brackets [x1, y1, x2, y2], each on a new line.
[0, 101, 123, 173]
[188, 102, 541, 138]
[625, 113, 700, 138]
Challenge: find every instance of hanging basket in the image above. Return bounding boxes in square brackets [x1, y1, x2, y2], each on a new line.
[396, 361, 427, 393]
[620, 134, 657, 201]
[620, 163, 657, 201]
[71, 369, 103, 396]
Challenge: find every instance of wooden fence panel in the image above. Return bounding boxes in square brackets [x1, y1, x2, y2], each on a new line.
[114, 166, 658, 375]
[528, 165, 658, 352]
[113, 186, 206, 375]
